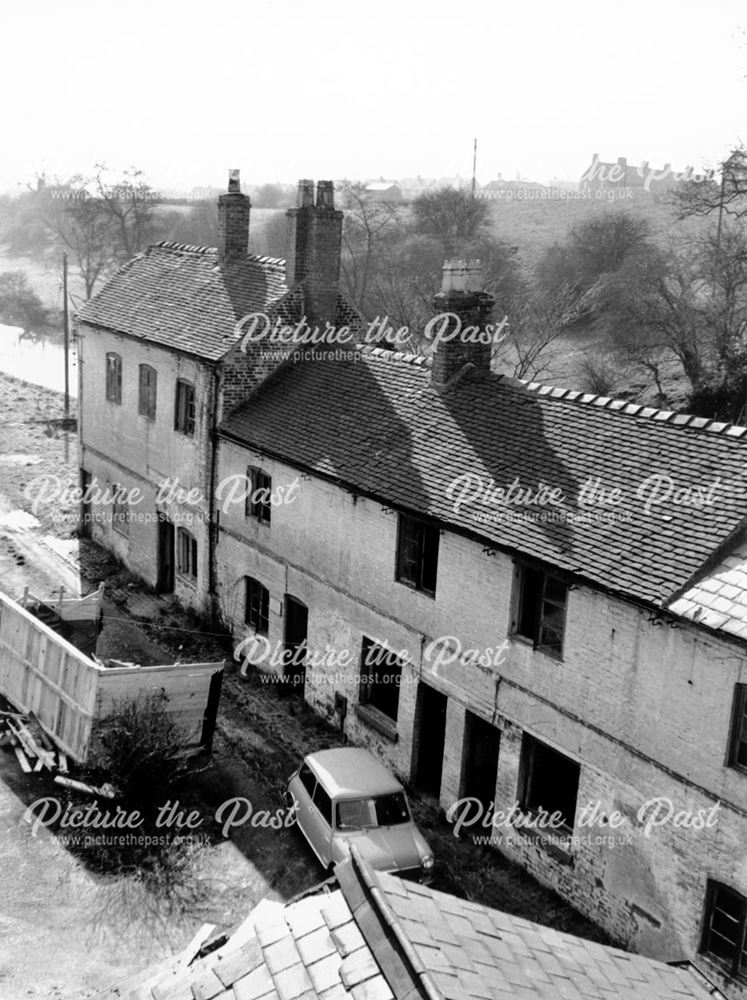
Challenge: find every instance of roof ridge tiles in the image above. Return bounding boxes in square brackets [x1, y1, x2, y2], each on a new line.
[152, 241, 286, 268]
[517, 377, 747, 437]
[358, 345, 434, 368]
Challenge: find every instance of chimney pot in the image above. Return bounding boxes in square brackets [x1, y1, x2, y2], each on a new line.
[316, 180, 335, 209]
[297, 180, 315, 208]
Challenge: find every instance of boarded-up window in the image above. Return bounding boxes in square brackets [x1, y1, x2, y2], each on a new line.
[138, 364, 157, 420]
[105, 353, 122, 403]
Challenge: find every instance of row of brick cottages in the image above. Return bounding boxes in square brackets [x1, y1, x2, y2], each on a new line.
[75, 173, 747, 995]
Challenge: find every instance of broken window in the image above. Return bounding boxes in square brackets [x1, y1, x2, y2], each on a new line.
[138, 364, 157, 420]
[111, 483, 129, 536]
[513, 563, 568, 658]
[519, 734, 579, 832]
[245, 467, 272, 523]
[245, 576, 269, 636]
[105, 353, 122, 404]
[729, 685, 747, 770]
[176, 528, 198, 580]
[396, 514, 439, 596]
[359, 637, 402, 724]
[174, 379, 195, 435]
[701, 881, 747, 977]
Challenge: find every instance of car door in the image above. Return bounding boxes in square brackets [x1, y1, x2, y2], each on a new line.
[290, 763, 318, 852]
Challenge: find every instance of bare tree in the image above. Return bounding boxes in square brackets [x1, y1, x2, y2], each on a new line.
[411, 185, 490, 253]
[672, 146, 747, 225]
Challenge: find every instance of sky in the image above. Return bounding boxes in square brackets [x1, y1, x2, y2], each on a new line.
[1, 0, 746, 195]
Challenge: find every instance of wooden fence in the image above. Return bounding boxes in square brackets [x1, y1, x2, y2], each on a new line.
[0, 591, 223, 762]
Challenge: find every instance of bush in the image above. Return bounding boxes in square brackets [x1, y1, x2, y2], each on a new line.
[90, 691, 194, 811]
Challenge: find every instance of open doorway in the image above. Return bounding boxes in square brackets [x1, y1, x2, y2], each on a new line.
[414, 683, 447, 799]
[283, 595, 308, 695]
[156, 515, 174, 593]
[462, 712, 500, 816]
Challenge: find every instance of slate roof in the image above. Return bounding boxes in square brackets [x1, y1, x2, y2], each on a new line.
[218, 348, 747, 615]
[76, 242, 288, 361]
[669, 536, 747, 638]
[111, 849, 718, 1000]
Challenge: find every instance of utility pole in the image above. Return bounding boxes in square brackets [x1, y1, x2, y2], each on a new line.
[471, 138, 478, 199]
[62, 252, 69, 416]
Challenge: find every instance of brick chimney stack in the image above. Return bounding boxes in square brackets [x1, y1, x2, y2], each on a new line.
[286, 179, 343, 328]
[430, 260, 495, 386]
[217, 169, 250, 261]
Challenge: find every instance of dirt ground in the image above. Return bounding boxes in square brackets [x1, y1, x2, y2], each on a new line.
[0, 373, 613, 1000]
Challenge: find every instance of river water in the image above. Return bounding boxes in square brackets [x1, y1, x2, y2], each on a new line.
[0, 324, 77, 395]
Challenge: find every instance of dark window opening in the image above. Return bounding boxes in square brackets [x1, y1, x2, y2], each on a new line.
[244, 576, 269, 636]
[105, 353, 122, 403]
[245, 467, 272, 523]
[396, 514, 439, 596]
[520, 734, 579, 832]
[359, 637, 402, 724]
[176, 528, 198, 580]
[174, 379, 195, 435]
[514, 563, 568, 657]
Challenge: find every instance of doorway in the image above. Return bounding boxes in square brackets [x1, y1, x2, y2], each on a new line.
[156, 515, 174, 593]
[79, 469, 92, 537]
[415, 684, 448, 798]
[284, 595, 308, 694]
[462, 712, 500, 816]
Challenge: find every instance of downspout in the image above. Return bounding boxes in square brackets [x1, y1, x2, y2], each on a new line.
[207, 364, 220, 624]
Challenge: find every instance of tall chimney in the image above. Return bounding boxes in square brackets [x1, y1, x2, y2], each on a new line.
[430, 260, 495, 387]
[286, 179, 343, 328]
[217, 169, 250, 261]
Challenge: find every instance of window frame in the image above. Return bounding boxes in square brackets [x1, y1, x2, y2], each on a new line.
[358, 637, 402, 726]
[519, 733, 580, 835]
[395, 513, 439, 597]
[244, 576, 269, 636]
[111, 483, 129, 536]
[728, 684, 747, 772]
[245, 466, 272, 524]
[176, 527, 198, 581]
[174, 378, 196, 436]
[138, 364, 157, 421]
[512, 561, 568, 660]
[105, 352, 122, 404]
[701, 879, 747, 979]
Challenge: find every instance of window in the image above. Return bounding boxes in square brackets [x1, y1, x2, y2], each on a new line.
[520, 734, 579, 832]
[312, 783, 333, 825]
[336, 793, 411, 830]
[105, 353, 122, 403]
[245, 467, 272, 523]
[176, 528, 198, 580]
[729, 685, 747, 770]
[245, 576, 269, 635]
[359, 637, 402, 724]
[138, 364, 157, 420]
[701, 881, 747, 978]
[174, 379, 195, 435]
[298, 763, 316, 796]
[513, 563, 568, 658]
[396, 514, 439, 596]
[111, 483, 129, 536]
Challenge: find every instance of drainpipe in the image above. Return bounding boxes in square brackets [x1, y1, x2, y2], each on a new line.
[207, 365, 220, 624]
